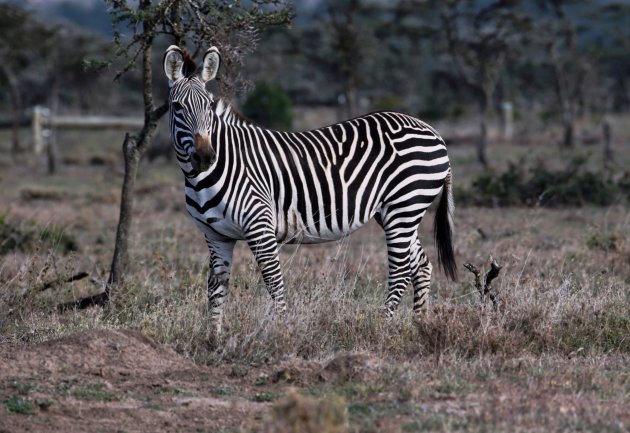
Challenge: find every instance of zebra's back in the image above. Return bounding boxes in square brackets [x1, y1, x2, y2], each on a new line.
[233, 111, 451, 244]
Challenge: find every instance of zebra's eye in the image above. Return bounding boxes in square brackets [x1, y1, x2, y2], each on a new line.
[172, 102, 184, 112]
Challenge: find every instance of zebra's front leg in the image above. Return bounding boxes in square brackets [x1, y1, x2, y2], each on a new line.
[206, 239, 236, 334]
[246, 231, 287, 314]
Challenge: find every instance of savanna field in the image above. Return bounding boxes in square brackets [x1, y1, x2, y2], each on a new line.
[0, 118, 629, 432]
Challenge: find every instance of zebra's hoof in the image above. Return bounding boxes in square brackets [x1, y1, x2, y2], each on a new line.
[381, 305, 395, 319]
[272, 301, 287, 317]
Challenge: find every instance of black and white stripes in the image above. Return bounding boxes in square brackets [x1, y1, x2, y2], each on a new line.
[163, 45, 457, 332]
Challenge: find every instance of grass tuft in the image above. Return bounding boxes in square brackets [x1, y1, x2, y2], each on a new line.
[4, 395, 37, 415]
[261, 390, 347, 433]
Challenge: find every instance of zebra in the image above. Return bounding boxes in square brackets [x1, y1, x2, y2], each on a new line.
[163, 45, 457, 333]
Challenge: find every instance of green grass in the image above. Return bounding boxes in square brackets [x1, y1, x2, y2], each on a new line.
[252, 391, 279, 402]
[209, 386, 233, 397]
[72, 383, 120, 402]
[254, 374, 269, 386]
[4, 395, 37, 415]
[0, 213, 78, 256]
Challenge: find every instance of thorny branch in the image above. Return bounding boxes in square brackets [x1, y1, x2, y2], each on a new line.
[464, 257, 503, 310]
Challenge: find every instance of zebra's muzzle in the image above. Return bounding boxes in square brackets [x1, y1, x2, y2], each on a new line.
[194, 133, 214, 160]
[191, 133, 215, 173]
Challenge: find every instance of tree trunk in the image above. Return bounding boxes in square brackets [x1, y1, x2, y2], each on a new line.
[64, 0, 165, 310]
[562, 117, 574, 148]
[46, 136, 57, 174]
[561, 99, 574, 148]
[107, 11, 158, 293]
[477, 118, 489, 168]
[1, 64, 22, 152]
[48, 48, 60, 175]
[346, 86, 358, 119]
[603, 118, 613, 166]
[476, 88, 492, 168]
[108, 133, 141, 287]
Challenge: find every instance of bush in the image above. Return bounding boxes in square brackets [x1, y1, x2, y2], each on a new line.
[458, 157, 629, 207]
[262, 390, 347, 433]
[373, 95, 403, 111]
[242, 81, 293, 130]
[417, 107, 446, 122]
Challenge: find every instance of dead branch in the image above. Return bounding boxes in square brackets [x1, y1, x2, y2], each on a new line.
[57, 291, 108, 313]
[464, 257, 503, 310]
[463, 262, 482, 293]
[484, 258, 502, 292]
[35, 271, 89, 293]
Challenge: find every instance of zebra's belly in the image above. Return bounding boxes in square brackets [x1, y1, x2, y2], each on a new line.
[187, 205, 246, 241]
[280, 228, 362, 244]
[275, 208, 371, 244]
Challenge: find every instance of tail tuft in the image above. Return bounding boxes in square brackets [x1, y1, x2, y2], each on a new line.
[434, 170, 457, 281]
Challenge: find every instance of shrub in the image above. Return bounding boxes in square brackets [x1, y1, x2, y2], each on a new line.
[417, 107, 446, 122]
[242, 81, 293, 130]
[372, 95, 403, 111]
[4, 396, 37, 415]
[458, 157, 629, 207]
[262, 390, 347, 433]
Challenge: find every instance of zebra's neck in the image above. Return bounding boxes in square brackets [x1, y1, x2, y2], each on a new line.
[213, 97, 248, 128]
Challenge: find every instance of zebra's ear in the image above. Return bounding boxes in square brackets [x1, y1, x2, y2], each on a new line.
[201, 47, 220, 83]
[164, 45, 184, 86]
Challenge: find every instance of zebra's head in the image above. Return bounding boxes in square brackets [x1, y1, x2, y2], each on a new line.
[163, 45, 220, 174]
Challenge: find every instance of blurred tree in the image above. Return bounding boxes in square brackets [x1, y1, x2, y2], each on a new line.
[0, 4, 56, 152]
[45, 29, 113, 173]
[433, 0, 532, 167]
[588, 2, 630, 112]
[323, 0, 364, 118]
[373, 0, 435, 112]
[242, 81, 293, 130]
[534, 0, 589, 149]
[291, 0, 426, 117]
[248, 1, 441, 115]
[75, 0, 292, 309]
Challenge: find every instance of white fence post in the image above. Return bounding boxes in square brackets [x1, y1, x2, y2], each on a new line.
[32, 106, 51, 155]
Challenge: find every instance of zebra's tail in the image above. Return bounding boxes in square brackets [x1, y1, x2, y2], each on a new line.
[434, 169, 457, 281]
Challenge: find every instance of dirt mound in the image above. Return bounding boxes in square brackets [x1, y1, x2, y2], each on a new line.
[319, 353, 383, 383]
[270, 357, 322, 386]
[268, 353, 385, 387]
[0, 329, 194, 379]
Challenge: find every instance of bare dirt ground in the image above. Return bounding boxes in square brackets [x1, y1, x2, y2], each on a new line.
[1, 329, 269, 432]
[2, 329, 628, 433]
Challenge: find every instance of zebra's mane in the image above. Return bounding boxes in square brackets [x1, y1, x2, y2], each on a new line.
[182, 50, 197, 78]
[213, 97, 250, 127]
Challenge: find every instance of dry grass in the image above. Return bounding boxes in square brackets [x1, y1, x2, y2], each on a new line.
[6, 205, 627, 363]
[0, 124, 629, 431]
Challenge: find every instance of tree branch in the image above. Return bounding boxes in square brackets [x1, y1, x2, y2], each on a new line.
[464, 257, 503, 310]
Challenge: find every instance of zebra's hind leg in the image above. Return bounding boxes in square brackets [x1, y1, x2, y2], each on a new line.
[410, 235, 432, 318]
[246, 231, 287, 314]
[206, 238, 236, 335]
[382, 227, 415, 317]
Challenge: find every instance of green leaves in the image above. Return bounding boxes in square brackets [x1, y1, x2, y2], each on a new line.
[105, 0, 293, 97]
